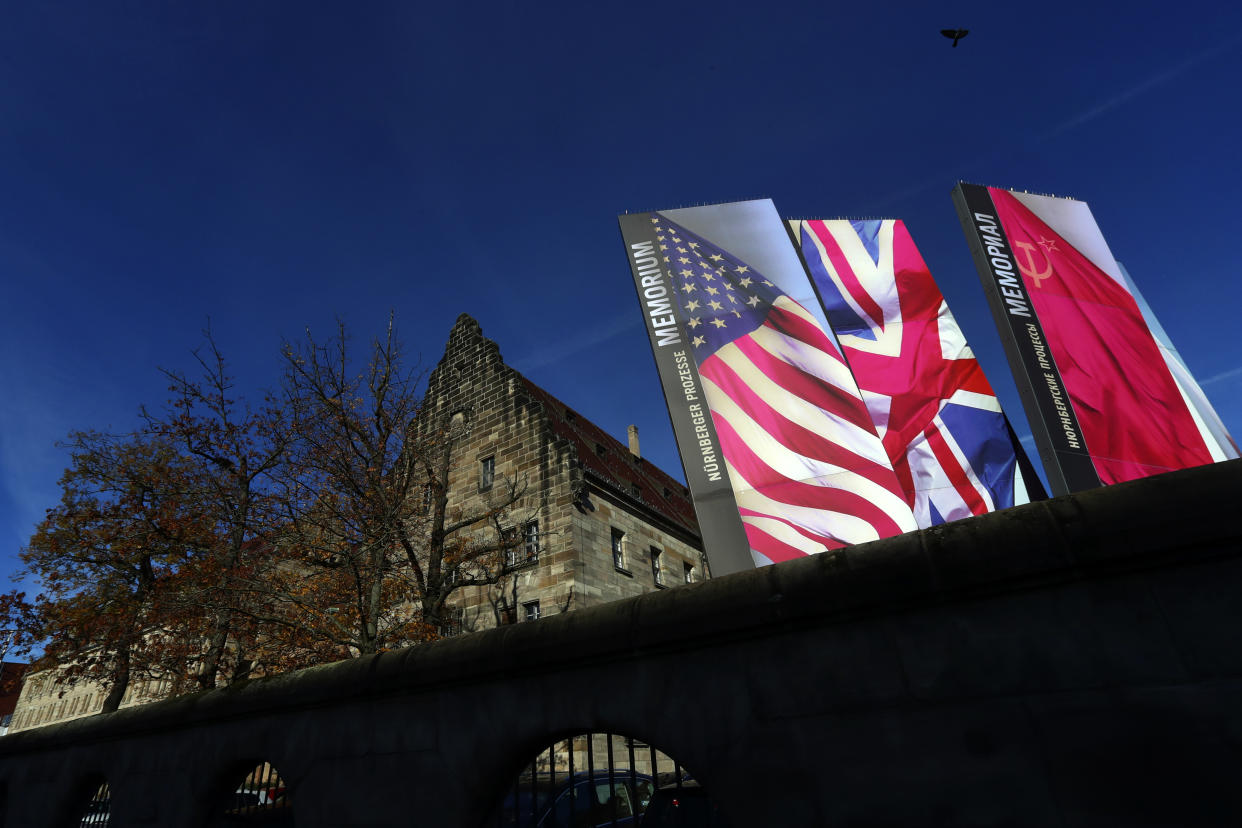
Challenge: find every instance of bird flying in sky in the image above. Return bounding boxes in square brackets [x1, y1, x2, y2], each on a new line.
[941, 28, 969, 47]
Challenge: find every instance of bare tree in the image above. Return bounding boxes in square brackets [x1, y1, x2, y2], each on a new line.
[268, 316, 530, 655]
[144, 332, 292, 688]
[474, 572, 574, 631]
[415, 406, 535, 635]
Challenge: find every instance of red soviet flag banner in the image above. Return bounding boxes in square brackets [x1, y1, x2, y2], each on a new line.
[988, 187, 1212, 485]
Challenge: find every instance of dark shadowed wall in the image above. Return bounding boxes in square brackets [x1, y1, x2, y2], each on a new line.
[2, 460, 1241, 827]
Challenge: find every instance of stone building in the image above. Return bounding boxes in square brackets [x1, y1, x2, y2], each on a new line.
[425, 313, 706, 631]
[7, 669, 167, 734]
[8, 313, 706, 732]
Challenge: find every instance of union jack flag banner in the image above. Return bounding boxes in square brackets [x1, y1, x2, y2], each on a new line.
[793, 219, 1037, 527]
[626, 202, 917, 569]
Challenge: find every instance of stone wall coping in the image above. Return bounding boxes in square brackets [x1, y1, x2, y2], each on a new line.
[3, 459, 1238, 756]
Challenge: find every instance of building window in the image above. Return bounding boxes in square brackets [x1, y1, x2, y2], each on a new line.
[524, 600, 541, 622]
[505, 521, 539, 568]
[651, 547, 664, 586]
[479, 456, 495, 491]
[422, 483, 433, 513]
[611, 528, 625, 570]
[524, 521, 539, 560]
[684, 562, 695, 583]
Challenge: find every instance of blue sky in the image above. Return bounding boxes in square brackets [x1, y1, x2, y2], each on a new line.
[3, 2, 1241, 590]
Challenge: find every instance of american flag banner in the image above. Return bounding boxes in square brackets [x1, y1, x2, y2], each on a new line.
[793, 219, 1035, 527]
[648, 209, 917, 567]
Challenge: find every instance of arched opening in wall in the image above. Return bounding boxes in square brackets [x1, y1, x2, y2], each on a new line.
[73, 779, 111, 826]
[487, 732, 722, 827]
[214, 762, 293, 826]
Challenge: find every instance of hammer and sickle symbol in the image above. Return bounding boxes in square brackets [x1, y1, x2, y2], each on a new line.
[1012, 241, 1054, 288]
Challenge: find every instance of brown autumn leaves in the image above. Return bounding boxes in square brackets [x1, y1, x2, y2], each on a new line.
[1, 318, 526, 712]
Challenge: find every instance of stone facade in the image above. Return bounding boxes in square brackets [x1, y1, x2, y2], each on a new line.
[8, 669, 168, 734]
[425, 313, 705, 631]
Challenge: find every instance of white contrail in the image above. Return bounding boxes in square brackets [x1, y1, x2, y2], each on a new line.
[1037, 32, 1242, 141]
[510, 311, 640, 371]
[1200, 365, 1242, 387]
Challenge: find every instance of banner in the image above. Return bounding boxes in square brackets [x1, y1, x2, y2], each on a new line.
[791, 218, 1043, 527]
[620, 200, 916, 574]
[1116, 261, 1239, 462]
[953, 183, 1214, 494]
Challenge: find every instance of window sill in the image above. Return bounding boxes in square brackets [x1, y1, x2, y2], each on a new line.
[653, 582, 667, 589]
[615, 566, 633, 577]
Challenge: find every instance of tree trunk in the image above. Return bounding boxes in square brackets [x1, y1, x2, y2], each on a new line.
[197, 622, 230, 690]
[230, 658, 253, 683]
[422, 594, 445, 635]
[101, 651, 131, 714]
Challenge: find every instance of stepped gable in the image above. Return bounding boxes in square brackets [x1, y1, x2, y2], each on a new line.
[517, 377, 699, 539]
[431, 313, 700, 540]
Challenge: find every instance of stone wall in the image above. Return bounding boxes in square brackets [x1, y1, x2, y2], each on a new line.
[424, 314, 704, 629]
[1, 459, 1240, 826]
[9, 670, 173, 735]
[570, 486, 706, 609]
[421, 314, 578, 628]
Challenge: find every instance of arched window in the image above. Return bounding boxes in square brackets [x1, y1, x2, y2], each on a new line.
[219, 762, 292, 825]
[488, 732, 716, 828]
[73, 779, 111, 826]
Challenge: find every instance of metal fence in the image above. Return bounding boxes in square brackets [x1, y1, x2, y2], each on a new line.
[60, 763, 294, 827]
[219, 762, 292, 825]
[492, 732, 688, 827]
[76, 780, 110, 827]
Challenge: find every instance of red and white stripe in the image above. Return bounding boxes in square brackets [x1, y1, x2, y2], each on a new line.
[905, 390, 1002, 526]
[796, 219, 1028, 524]
[698, 296, 917, 566]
